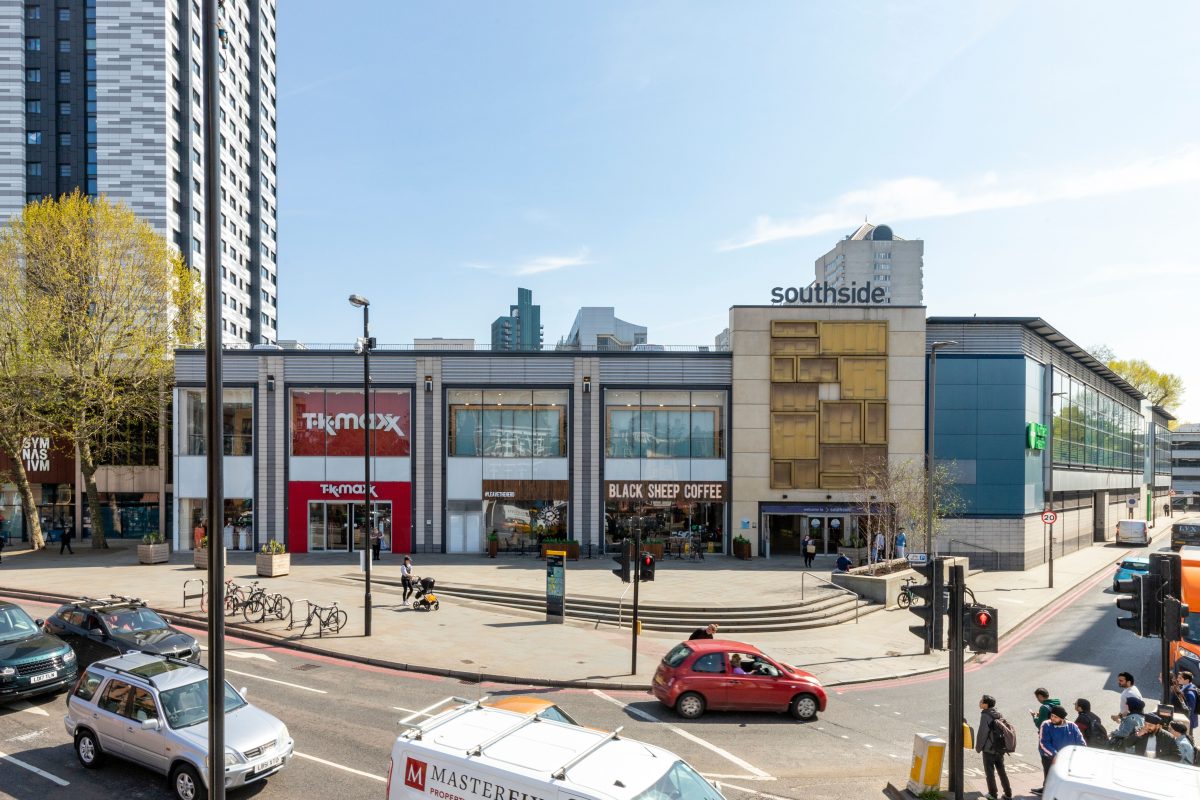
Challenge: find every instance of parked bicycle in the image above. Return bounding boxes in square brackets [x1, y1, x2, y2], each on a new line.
[241, 582, 292, 624]
[199, 578, 248, 615]
[293, 601, 346, 637]
[896, 576, 921, 608]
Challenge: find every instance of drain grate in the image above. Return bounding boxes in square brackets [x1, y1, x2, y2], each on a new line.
[293, 663, 322, 671]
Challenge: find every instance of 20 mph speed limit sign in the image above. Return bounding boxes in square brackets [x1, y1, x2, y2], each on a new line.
[1041, 510, 1058, 525]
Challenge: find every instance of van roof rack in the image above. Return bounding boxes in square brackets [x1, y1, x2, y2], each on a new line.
[551, 727, 623, 781]
[399, 696, 480, 739]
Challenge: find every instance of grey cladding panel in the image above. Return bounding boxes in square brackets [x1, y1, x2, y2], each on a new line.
[599, 358, 731, 384]
[441, 358, 574, 383]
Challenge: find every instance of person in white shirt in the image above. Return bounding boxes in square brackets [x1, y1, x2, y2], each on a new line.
[874, 532, 886, 562]
[1113, 671, 1144, 722]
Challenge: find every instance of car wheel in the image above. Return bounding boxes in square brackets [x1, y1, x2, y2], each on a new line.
[790, 693, 819, 721]
[676, 692, 706, 719]
[1113, 580, 1119, 592]
[75, 729, 104, 768]
[171, 762, 202, 800]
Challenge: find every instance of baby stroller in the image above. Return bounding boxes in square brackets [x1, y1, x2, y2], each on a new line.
[412, 576, 439, 611]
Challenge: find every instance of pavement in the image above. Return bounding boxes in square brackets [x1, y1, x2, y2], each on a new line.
[0, 513, 1190, 690]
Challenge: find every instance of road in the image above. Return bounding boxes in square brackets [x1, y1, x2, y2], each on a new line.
[0, 555, 1163, 800]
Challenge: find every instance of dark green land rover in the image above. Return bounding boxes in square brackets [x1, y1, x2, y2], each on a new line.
[0, 600, 78, 703]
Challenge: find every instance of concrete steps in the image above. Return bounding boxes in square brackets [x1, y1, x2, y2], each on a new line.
[377, 579, 880, 632]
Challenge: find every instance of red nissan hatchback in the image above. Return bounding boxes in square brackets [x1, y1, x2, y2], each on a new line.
[651, 639, 827, 720]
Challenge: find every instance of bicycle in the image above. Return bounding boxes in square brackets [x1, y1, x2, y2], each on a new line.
[297, 602, 346, 637]
[896, 576, 921, 608]
[241, 582, 292, 624]
[199, 578, 248, 616]
[687, 535, 706, 561]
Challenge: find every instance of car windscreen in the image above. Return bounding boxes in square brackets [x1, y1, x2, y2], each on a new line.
[1119, 560, 1147, 570]
[536, 705, 579, 725]
[1186, 611, 1200, 646]
[633, 760, 725, 800]
[159, 680, 247, 729]
[663, 643, 693, 668]
[0, 606, 39, 643]
[104, 607, 169, 634]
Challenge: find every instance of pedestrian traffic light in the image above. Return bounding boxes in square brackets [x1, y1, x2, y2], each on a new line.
[639, 553, 656, 582]
[1163, 596, 1190, 643]
[907, 560, 946, 649]
[612, 542, 630, 583]
[962, 604, 999, 653]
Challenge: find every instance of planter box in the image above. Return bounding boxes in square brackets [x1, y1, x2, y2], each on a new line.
[193, 548, 227, 570]
[840, 546, 870, 567]
[540, 542, 580, 561]
[137, 543, 169, 564]
[733, 541, 751, 560]
[487, 539, 498, 558]
[256, 552, 290, 577]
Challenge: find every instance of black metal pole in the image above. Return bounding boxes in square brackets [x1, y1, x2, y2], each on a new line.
[202, 1, 225, 797]
[363, 303, 372, 636]
[631, 530, 641, 675]
[948, 563, 965, 800]
[924, 349, 939, 656]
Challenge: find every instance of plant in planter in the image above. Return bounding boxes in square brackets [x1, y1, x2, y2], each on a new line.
[642, 538, 665, 560]
[137, 532, 169, 564]
[539, 538, 580, 560]
[256, 538, 290, 577]
[486, 532, 499, 558]
[732, 534, 752, 560]
[192, 535, 227, 570]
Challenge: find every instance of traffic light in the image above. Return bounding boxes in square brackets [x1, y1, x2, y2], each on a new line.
[1115, 573, 1163, 637]
[639, 553, 656, 582]
[907, 560, 946, 649]
[612, 541, 630, 583]
[1163, 596, 1190, 643]
[962, 604, 999, 653]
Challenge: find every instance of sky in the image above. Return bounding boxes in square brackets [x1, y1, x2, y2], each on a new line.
[276, 1, 1200, 422]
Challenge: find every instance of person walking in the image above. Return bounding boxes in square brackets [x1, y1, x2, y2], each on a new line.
[370, 525, 382, 561]
[802, 534, 815, 568]
[1073, 698, 1107, 747]
[1029, 688, 1060, 730]
[873, 531, 886, 563]
[0, 530, 5, 564]
[975, 695, 1013, 800]
[1113, 671, 1144, 723]
[1033, 705, 1084, 795]
[401, 556, 415, 602]
[895, 530, 907, 560]
[59, 522, 75, 555]
[689, 623, 719, 640]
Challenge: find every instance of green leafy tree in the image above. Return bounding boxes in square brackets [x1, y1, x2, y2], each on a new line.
[1106, 358, 1185, 413]
[1, 192, 201, 547]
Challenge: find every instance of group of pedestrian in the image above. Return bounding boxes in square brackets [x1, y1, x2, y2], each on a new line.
[975, 671, 1198, 799]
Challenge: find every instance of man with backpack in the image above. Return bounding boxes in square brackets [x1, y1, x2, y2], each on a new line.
[975, 695, 1014, 800]
[1073, 698, 1107, 747]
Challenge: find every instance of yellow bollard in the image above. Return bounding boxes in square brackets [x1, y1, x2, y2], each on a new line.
[635, 620, 643, 635]
[907, 734, 945, 795]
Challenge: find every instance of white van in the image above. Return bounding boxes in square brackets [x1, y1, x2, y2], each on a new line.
[387, 698, 725, 800]
[1116, 520, 1150, 545]
[1044, 746, 1200, 799]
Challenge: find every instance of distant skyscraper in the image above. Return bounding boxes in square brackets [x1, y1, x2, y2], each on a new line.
[3, 0, 278, 345]
[491, 287, 542, 351]
[559, 307, 647, 351]
[814, 223, 923, 305]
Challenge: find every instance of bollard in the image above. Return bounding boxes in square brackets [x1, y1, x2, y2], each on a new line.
[907, 734, 945, 795]
[635, 619, 643, 636]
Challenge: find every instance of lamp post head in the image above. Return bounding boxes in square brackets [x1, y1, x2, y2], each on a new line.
[930, 340, 957, 352]
[348, 294, 370, 308]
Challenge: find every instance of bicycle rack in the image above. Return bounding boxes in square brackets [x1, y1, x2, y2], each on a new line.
[183, 579, 205, 608]
[287, 599, 313, 632]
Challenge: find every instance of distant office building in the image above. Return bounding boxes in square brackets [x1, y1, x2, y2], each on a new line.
[4, 0, 279, 346]
[1173, 423, 1200, 509]
[814, 222, 923, 305]
[491, 287, 542, 351]
[558, 308, 647, 351]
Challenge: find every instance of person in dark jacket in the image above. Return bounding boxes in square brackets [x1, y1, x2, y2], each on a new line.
[689, 623, 718, 640]
[59, 522, 74, 554]
[1073, 698, 1107, 747]
[1167, 720, 1196, 765]
[1033, 706, 1084, 796]
[1116, 712, 1180, 761]
[1108, 696, 1147, 752]
[975, 695, 1013, 800]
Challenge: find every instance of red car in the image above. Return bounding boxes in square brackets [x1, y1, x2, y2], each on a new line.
[651, 639, 827, 721]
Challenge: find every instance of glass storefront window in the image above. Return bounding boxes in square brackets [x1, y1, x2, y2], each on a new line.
[447, 389, 567, 458]
[182, 388, 253, 456]
[604, 390, 726, 458]
[604, 499, 724, 553]
[178, 498, 250, 550]
[1051, 370, 1141, 471]
[307, 501, 390, 552]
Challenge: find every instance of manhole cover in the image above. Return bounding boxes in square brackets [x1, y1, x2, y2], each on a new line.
[293, 663, 322, 671]
[461, 659, 474, 665]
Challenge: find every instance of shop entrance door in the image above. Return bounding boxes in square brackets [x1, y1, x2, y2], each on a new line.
[766, 514, 805, 555]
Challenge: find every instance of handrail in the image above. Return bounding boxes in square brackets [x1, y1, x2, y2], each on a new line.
[947, 538, 1000, 571]
[800, 572, 861, 623]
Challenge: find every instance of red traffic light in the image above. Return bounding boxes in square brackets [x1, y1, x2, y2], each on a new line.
[974, 610, 993, 628]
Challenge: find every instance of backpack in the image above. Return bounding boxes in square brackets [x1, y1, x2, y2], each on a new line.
[990, 713, 1017, 754]
[1081, 713, 1108, 747]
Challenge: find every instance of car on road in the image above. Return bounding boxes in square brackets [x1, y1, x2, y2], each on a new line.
[1112, 556, 1150, 591]
[483, 695, 580, 725]
[44, 596, 200, 668]
[1115, 519, 1150, 546]
[0, 600, 78, 704]
[651, 639, 827, 721]
[65, 652, 293, 800]
[1171, 521, 1200, 551]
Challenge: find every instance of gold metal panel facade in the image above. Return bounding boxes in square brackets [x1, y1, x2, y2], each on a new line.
[771, 383, 819, 412]
[820, 401, 863, 444]
[770, 338, 821, 356]
[771, 320, 819, 338]
[771, 412, 818, 460]
[840, 356, 888, 399]
[819, 321, 887, 355]
[795, 357, 839, 382]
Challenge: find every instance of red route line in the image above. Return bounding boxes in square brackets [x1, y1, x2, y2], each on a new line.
[836, 566, 1114, 694]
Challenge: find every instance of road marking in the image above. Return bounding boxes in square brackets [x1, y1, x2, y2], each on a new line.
[702, 774, 778, 781]
[394, 706, 427, 716]
[11, 731, 43, 742]
[713, 781, 794, 800]
[294, 751, 386, 782]
[590, 690, 771, 779]
[9, 701, 49, 717]
[0, 749, 70, 786]
[893, 711, 902, 715]
[227, 650, 278, 663]
[226, 668, 326, 694]
[863, 743, 873, 748]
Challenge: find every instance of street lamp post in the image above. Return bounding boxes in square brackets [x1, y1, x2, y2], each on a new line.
[349, 294, 373, 636]
[1046, 390, 1067, 588]
[926, 341, 957, 562]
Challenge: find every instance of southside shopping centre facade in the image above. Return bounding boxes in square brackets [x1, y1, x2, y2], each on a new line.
[170, 307, 1169, 569]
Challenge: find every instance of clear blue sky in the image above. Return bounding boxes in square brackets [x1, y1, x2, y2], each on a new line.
[277, 1, 1200, 422]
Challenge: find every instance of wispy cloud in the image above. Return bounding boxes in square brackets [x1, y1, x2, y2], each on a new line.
[719, 147, 1200, 251]
[279, 68, 357, 100]
[462, 247, 593, 276]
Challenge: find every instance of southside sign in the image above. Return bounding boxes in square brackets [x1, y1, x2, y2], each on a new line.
[770, 281, 887, 305]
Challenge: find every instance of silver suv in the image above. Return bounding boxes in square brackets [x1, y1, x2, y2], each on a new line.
[64, 652, 293, 800]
